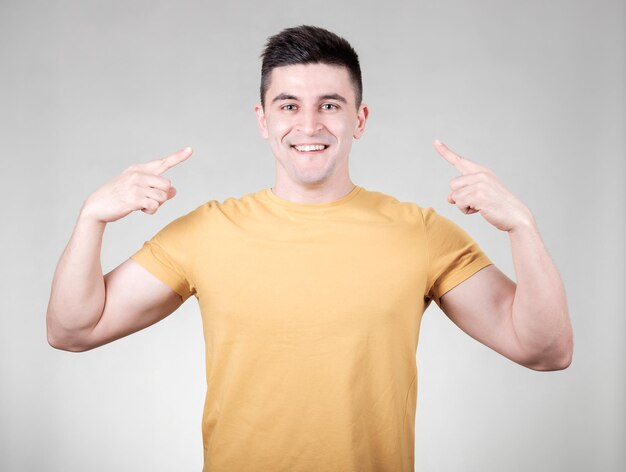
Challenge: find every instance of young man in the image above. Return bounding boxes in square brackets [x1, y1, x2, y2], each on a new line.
[47, 25, 572, 472]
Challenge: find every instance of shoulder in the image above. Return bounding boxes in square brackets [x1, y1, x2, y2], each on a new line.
[145, 191, 256, 238]
[174, 189, 268, 222]
[355, 188, 475, 243]
[355, 187, 431, 224]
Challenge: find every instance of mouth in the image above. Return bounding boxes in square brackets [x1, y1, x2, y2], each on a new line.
[291, 144, 329, 153]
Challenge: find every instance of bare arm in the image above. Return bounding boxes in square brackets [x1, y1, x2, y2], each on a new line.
[46, 147, 192, 352]
[433, 140, 573, 371]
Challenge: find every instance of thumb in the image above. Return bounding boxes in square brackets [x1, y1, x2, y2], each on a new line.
[166, 187, 177, 200]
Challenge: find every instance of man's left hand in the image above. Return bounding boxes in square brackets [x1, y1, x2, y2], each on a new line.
[433, 140, 534, 233]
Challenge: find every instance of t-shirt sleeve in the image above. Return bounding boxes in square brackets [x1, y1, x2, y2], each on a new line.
[131, 211, 198, 301]
[421, 207, 493, 304]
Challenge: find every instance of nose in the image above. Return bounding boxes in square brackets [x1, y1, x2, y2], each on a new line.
[296, 108, 323, 136]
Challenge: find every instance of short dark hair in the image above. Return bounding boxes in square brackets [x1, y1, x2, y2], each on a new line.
[260, 25, 363, 108]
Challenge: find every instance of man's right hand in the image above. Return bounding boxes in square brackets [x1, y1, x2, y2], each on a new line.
[80, 147, 193, 223]
[47, 147, 192, 352]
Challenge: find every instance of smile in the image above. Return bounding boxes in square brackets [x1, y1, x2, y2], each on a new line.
[291, 144, 328, 152]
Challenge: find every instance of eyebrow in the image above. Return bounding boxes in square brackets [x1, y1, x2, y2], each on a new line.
[271, 93, 348, 104]
[272, 93, 297, 103]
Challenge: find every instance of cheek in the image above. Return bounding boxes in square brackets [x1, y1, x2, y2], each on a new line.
[333, 120, 357, 141]
[266, 119, 293, 142]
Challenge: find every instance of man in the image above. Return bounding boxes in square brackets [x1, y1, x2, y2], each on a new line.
[47, 25, 573, 472]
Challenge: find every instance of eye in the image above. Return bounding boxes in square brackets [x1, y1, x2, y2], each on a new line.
[321, 103, 339, 110]
[281, 104, 298, 111]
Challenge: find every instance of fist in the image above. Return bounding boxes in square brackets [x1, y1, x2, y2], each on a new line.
[80, 147, 192, 223]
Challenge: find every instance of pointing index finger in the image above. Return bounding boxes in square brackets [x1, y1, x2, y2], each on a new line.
[433, 139, 469, 174]
[146, 147, 193, 176]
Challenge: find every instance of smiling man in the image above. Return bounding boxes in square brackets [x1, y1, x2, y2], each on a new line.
[255, 61, 367, 202]
[46, 25, 573, 472]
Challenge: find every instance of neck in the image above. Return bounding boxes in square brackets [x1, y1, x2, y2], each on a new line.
[271, 177, 356, 204]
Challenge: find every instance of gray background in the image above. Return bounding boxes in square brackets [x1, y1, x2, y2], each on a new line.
[1, 0, 623, 470]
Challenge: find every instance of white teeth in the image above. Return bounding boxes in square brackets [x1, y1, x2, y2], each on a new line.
[293, 144, 326, 152]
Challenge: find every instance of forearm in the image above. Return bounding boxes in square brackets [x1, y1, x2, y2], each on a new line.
[46, 208, 107, 348]
[508, 217, 573, 370]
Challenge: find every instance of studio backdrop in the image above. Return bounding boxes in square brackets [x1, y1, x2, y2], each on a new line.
[0, 1, 623, 471]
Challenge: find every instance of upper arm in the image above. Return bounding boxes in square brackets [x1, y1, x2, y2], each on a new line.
[78, 258, 184, 351]
[439, 264, 529, 366]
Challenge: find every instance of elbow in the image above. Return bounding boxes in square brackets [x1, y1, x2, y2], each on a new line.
[556, 336, 574, 370]
[47, 331, 89, 353]
[46, 320, 93, 353]
[555, 340, 574, 371]
[528, 349, 572, 372]
[523, 332, 574, 372]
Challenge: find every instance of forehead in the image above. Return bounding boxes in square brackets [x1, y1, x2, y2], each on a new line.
[265, 63, 356, 103]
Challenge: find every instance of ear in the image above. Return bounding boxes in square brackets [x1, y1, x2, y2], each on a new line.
[353, 104, 369, 139]
[254, 104, 269, 139]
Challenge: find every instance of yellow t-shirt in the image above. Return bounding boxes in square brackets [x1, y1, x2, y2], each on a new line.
[132, 186, 492, 472]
